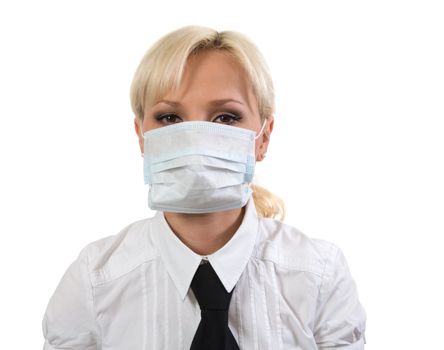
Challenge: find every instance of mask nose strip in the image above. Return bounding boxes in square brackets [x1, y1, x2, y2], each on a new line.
[142, 120, 266, 143]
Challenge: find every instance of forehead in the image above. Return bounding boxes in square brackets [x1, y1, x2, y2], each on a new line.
[161, 50, 257, 112]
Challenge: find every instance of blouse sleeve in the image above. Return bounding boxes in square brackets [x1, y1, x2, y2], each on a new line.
[42, 246, 99, 350]
[313, 244, 367, 349]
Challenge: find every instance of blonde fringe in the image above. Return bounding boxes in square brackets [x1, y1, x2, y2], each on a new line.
[250, 182, 286, 221]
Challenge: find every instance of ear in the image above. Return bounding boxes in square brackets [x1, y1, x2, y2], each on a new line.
[257, 115, 274, 161]
[134, 117, 144, 154]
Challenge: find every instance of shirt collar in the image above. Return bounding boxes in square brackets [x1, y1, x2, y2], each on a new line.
[151, 197, 259, 300]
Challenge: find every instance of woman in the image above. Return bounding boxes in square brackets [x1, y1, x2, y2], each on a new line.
[42, 25, 367, 349]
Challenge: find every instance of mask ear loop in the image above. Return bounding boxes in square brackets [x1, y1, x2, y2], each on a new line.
[254, 119, 267, 140]
[141, 129, 145, 157]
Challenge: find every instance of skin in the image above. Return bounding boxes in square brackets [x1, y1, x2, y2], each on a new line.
[134, 50, 274, 256]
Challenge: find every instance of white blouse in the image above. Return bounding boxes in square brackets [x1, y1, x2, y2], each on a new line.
[42, 197, 367, 349]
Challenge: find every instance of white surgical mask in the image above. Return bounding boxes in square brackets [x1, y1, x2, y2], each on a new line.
[142, 120, 267, 213]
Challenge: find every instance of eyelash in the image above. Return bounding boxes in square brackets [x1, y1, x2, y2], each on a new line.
[154, 112, 243, 125]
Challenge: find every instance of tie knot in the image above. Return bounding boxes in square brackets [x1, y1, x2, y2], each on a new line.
[191, 261, 233, 311]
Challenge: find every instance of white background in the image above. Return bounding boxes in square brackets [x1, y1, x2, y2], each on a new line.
[0, 0, 443, 348]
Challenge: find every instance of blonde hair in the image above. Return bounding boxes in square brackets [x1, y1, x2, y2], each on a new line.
[130, 25, 286, 221]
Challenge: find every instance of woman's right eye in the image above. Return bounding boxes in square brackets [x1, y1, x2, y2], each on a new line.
[154, 113, 182, 124]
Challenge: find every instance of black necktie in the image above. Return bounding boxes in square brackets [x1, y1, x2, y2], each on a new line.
[190, 261, 240, 350]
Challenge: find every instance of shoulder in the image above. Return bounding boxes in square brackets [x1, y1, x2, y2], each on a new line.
[253, 217, 342, 277]
[77, 216, 158, 286]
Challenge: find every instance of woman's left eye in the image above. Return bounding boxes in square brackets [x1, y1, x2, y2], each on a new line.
[215, 114, 242, 124]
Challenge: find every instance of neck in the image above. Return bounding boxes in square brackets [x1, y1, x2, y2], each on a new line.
[163, 206, 246, 256]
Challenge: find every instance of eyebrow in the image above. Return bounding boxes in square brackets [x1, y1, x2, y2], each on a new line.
[156, 98, 244, 107]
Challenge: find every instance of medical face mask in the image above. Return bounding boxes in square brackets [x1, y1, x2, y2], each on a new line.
[142, 120, 267, 213]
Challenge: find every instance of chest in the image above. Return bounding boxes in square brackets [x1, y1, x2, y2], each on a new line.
[93, 260, 322, 350]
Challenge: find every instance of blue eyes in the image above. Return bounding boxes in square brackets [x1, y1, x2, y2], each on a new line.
[154, 113, 242, 125]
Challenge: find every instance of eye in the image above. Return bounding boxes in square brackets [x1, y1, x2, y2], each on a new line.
[214, 113, 242, 125]
[154, 113, 182, 125]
